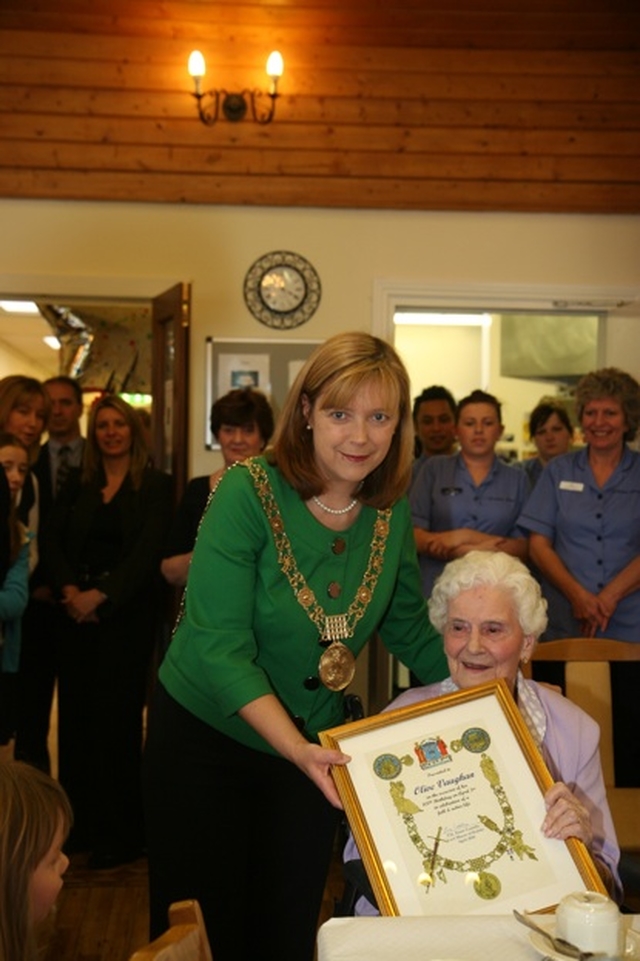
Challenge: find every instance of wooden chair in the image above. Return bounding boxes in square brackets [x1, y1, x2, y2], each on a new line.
[130, 900, 212, 961]
[525, 638, 640, 848]
[533, 637, 640, 849]
[524, 638, 640, 908]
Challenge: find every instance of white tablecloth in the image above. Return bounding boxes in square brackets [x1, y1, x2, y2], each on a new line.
[316, 914, 640, 961]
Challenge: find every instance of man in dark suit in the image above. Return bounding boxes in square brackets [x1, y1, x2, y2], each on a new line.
[14, 375, 85, 771]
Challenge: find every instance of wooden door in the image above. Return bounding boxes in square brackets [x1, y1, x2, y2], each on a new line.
[151, 282, 190, 504]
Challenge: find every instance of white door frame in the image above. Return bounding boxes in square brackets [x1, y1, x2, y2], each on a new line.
[372, 278, 640, 350]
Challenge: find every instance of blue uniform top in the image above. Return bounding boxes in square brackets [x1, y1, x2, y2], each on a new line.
[409, 452, 530, 597]
[517, 445, 640, 640]
[515, 456, 545, 488]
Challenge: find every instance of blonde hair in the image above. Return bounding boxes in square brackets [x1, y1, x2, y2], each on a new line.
[271, 332, 413, 508]
[82, 394, 150, 490]
[0, 762, 72, 961]
[0, 377, 50, 466]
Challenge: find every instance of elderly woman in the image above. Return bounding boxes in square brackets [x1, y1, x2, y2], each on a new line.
[344, 551, 621, 913]
[518, 367, 640, 787]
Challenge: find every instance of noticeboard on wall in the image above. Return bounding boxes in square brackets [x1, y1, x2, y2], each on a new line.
[204, 337, 322, 449]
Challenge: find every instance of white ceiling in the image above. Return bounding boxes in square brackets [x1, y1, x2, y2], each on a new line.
[0, 304, 60, 375]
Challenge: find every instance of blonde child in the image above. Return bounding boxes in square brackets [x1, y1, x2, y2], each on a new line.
[0, 761, 72, 961]
[0, 433, 31, 745]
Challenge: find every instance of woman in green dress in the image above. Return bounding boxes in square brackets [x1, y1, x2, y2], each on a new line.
[143, 332, 448, 961]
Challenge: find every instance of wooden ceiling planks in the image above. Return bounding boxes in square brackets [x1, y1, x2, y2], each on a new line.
[0, 0, 639, 212]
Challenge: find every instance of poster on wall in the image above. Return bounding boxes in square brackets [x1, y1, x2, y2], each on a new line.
[204, 337, 322, 449]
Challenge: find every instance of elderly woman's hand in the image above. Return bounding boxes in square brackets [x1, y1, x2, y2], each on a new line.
[541, 781, 593, 849]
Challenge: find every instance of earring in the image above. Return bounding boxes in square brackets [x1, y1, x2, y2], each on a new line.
[521, 656, 529, 666]
[306, 424, 312, 431]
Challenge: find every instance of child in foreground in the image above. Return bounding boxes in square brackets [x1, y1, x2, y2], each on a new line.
[0, 761, 73, 961]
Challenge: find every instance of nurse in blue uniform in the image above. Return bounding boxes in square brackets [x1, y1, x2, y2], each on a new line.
[518, 367, 640, 786]
[410, 388, 529, 599]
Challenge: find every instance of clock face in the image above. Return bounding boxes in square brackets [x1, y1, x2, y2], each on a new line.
[244, 251, 321, 329]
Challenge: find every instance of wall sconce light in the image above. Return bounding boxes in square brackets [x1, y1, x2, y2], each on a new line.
[188, 50, 284, 125]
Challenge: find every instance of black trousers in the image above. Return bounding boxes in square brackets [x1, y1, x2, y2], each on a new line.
[142, 684, 341, 961]
[0, 672, 19, 743]
[14, 597, 59, 771]
[57, 611, 151, 854]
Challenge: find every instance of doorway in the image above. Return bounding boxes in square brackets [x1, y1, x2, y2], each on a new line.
[369, 277, 640, 704]
[0, 283, 190, 501]
[393, 307, 602, 461]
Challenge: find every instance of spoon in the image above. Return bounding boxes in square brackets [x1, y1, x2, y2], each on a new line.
[512, 909, 603, 961]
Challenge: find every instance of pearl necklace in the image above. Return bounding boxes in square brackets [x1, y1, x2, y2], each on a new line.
[312, 495, 358, 516]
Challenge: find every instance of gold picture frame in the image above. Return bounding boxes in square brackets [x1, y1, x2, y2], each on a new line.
[320, 678, 605, 916]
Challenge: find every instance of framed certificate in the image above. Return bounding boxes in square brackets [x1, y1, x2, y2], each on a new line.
[320, 678, 605, 916]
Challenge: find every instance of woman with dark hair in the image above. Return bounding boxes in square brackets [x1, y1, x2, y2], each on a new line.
[143, 332, 447, 961]
[518, 367, 640, 786]
[519, 398, 574, 487]
[43, 394, 172, 868]
[411, 384, 458, 477]
[410, 388, 529, 599]
[160, 388, 275, 587]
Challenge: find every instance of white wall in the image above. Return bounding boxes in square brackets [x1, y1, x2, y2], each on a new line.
[395, 323, 484, 405]
[1, 200, 639, 477]
[0, 337, 54, 381]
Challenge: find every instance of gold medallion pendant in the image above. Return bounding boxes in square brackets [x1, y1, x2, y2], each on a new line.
[245, 460, 391, 693]
[318, 641, 356, 691]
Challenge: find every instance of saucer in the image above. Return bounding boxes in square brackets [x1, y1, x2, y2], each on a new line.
[528, 918, 640, 961]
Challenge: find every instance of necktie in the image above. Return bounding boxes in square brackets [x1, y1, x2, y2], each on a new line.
[56, 445, 72, 496]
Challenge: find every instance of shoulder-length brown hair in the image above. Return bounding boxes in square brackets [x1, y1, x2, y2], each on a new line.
[271, 332, 413, 509]
[83, 394, 150, 490]
[0, 761, 72, 961]
[0, 376, 50, 465]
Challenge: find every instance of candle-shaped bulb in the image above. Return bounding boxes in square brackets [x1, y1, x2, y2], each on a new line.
[266, 50, 284, 95]
[188, 50, 206, 96]
[188, 50, 206, 78]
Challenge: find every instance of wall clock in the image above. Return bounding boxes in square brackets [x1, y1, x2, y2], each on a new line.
[243, 250, 321, 329]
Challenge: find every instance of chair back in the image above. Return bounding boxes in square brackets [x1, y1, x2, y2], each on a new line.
[526, 638, 640, 848]
[130, 900, 212, 961]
